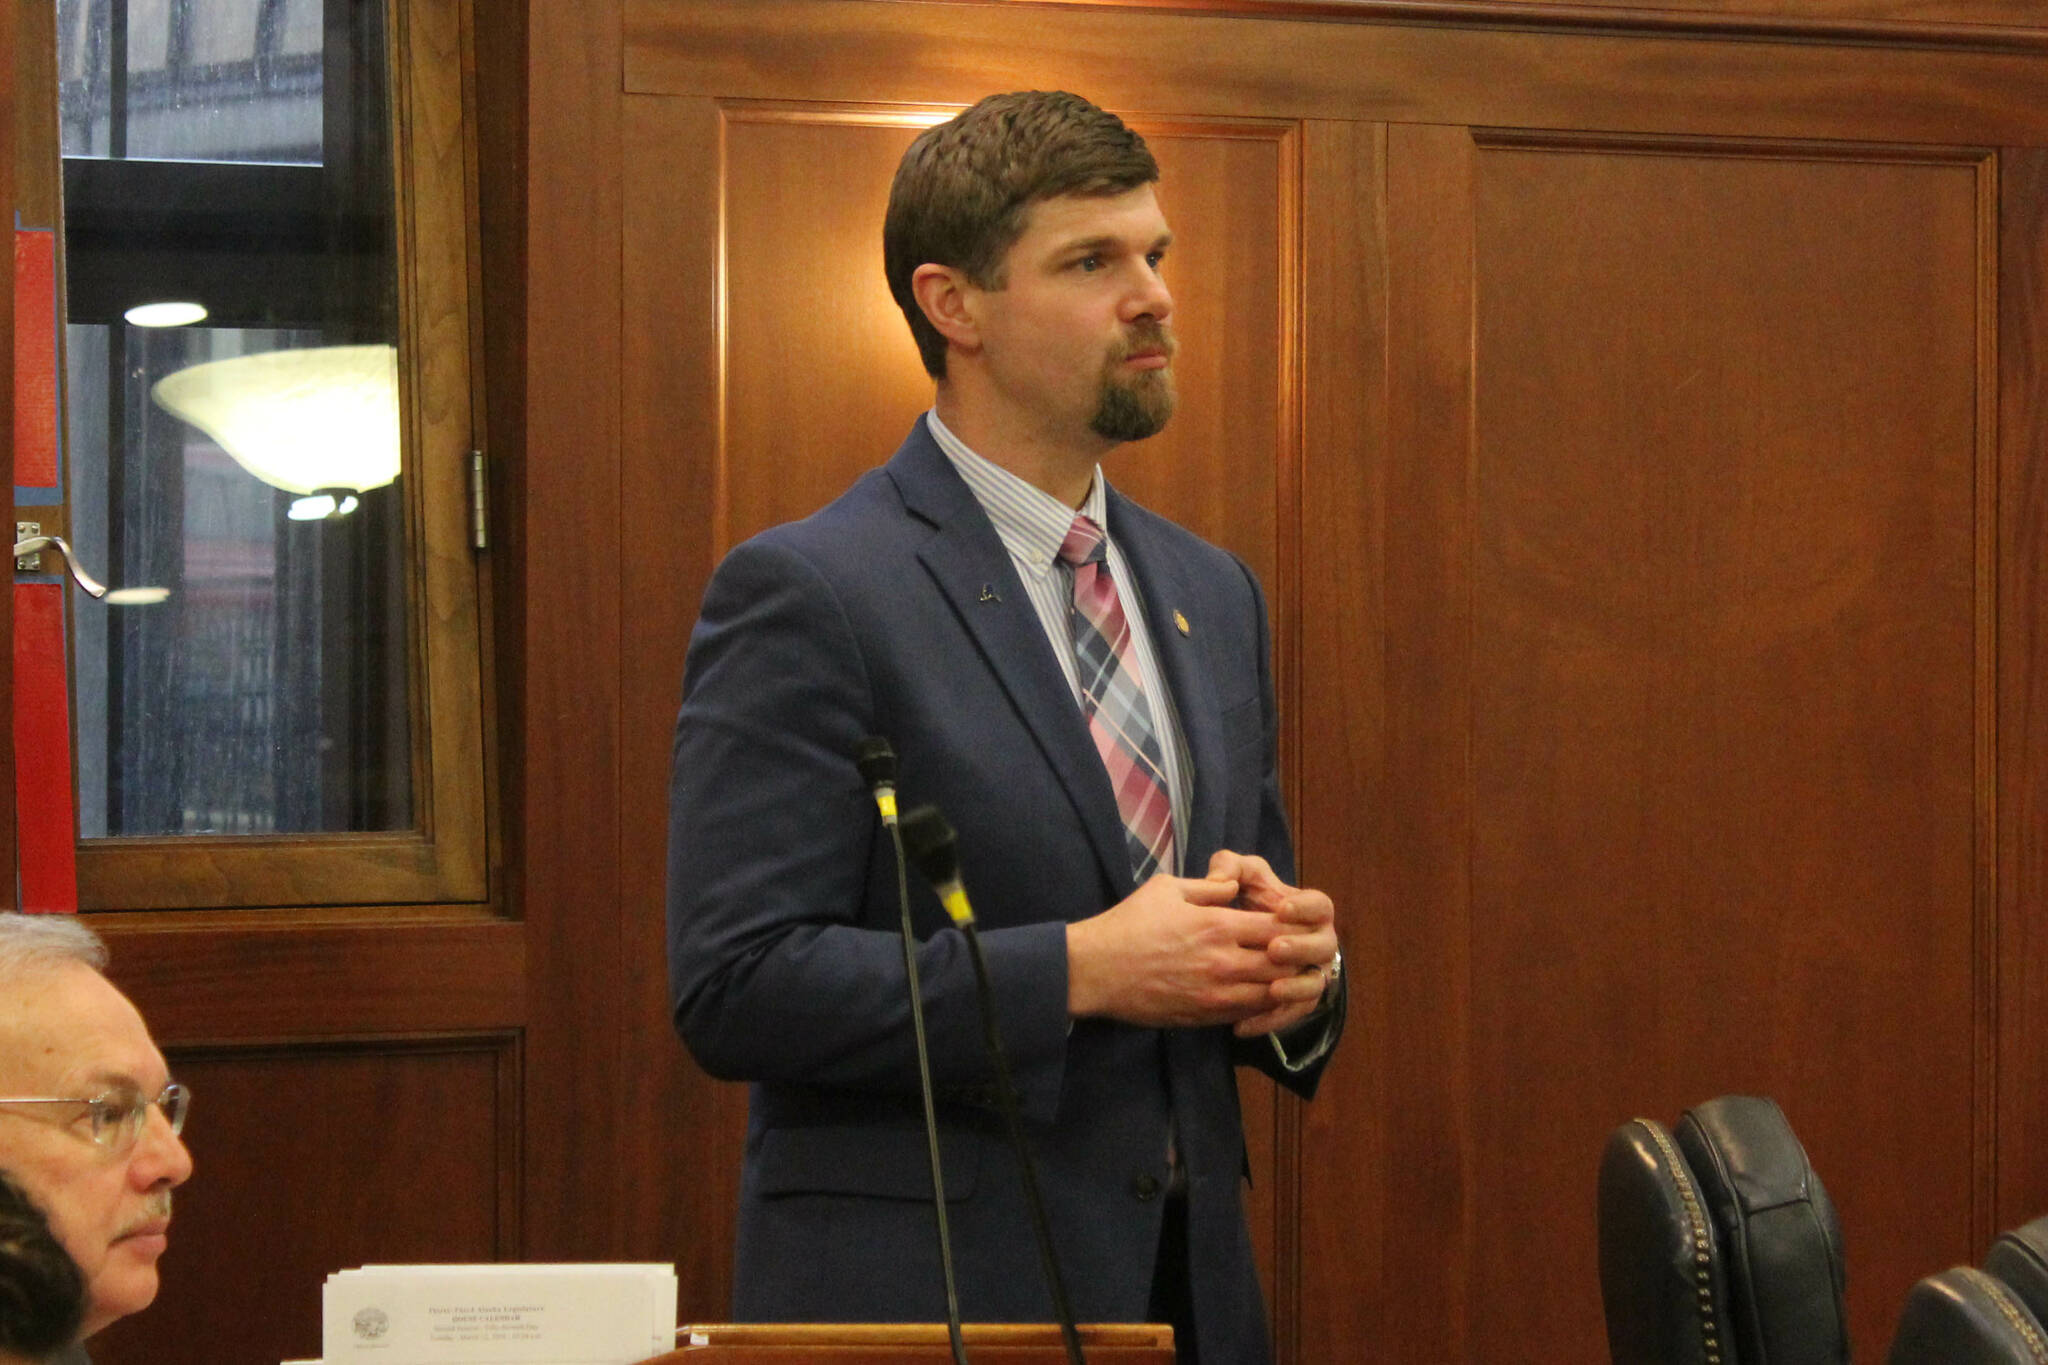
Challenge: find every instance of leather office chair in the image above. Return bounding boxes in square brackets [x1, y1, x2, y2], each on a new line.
[1887, 1215, 2048, 1363]
[1598, 1095, 1850, 1365]
[1986, 1216, 2048, 1328]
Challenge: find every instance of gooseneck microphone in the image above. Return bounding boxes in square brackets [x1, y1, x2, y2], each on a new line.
[855, 737, 901, 829]
[856, 738, 969, 1365]
[898, 805, 1086, 1365]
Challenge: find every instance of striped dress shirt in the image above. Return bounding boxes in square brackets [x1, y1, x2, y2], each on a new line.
[925, 409, 1192, 875]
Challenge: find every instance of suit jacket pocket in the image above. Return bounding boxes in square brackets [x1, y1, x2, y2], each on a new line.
[755, 1123, 983, 1203]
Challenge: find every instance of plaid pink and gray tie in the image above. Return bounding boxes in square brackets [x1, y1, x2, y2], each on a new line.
[1058, 513, 1175, 883]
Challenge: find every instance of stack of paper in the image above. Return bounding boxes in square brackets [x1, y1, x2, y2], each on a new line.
[321, 1264, 676, 1363]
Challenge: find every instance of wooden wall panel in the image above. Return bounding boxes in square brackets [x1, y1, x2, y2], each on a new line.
[627, 1, 2048, 146]
[1998, 148, 2048, 1240]
[718, 109, 942, 548]
[87, 1037, 520, 1365]
[1039, 0, 2048, 34]
[520, 0, 631, 1266]
[1294, 115, 1390, 1364]
[1308, 119, 1482, 1362]
[621, 92, 748, 1322]
[1464, 137, 1986, 1354]
[101, 916, 525, 1038]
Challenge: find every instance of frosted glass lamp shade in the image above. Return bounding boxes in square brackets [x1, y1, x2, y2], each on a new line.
[151, 344, 401, 497]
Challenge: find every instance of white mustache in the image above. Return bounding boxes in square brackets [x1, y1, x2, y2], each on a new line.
[117, 1189, 173, 1237]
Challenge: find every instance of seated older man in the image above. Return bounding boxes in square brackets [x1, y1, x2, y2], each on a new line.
[0, 915, 193, 1363]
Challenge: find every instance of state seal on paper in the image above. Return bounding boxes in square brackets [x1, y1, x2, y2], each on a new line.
[353, 1306, 391, 1341]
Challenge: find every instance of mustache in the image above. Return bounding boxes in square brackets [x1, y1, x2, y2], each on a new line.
[1110, 322, 1176, 364]
[117, 1190, 173, 1237]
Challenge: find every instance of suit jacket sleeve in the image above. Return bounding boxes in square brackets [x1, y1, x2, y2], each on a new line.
[666, 533, 1074, 1118]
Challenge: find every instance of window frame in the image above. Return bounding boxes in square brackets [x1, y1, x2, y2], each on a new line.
[68, 0, 490, 911]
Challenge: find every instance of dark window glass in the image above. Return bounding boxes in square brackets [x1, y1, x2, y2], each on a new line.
[58, 0, 412, 838]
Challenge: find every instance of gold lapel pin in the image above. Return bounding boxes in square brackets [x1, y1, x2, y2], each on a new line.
[1173, 610, 1190, 636]
[979, 584, 1001, 603]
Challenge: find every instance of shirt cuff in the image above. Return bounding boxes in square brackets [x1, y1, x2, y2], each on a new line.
[1266, 1002, 1338, 1073]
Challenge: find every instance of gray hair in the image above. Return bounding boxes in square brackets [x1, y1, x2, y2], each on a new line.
[0, 913, 107, 979]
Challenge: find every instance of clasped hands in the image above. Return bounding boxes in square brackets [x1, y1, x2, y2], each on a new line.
[1066, 850, 1339, 1038]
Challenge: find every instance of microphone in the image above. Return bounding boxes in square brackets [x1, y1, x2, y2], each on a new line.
[856, 739, 968, 1365]
[898, 805, 1086, 1365]
[897, 803, 974, 929]
[856, 736, 900, 827]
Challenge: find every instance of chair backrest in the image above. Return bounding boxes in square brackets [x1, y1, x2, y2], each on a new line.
[1986, 1216, 2048, 1329]
[1599, 1116, 1743, 1365]
[1598, 1095, 1850, 1365]
[1887, 1214, 2048, 1364]
[1672, 1096, 1851, 1365]
[1887, 1267, 2048, 1364]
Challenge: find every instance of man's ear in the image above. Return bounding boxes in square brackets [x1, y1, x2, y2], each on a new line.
[910, 263, 982, 354]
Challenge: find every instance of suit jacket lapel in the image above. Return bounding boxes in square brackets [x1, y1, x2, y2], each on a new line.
[1107, 487, 1229, 872]
[886, 424, 1135, 894]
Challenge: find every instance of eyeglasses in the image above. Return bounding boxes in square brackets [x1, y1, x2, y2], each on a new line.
[0, 1083, 190, 1152]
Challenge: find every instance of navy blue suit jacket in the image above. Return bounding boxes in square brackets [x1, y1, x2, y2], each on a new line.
[667, 419, 1342, 1363]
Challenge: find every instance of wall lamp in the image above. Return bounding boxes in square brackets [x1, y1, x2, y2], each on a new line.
[151, 343, 399, 521]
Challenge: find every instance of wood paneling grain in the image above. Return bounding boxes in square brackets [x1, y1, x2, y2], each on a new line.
[1324, 120, 1481, 1364]
[1293, 116, 1389, 1365]
[621, 92, 750, 1322]
[716, 108, 939, 549]
[95, 914, 525, 1040]
[1466, 135, 1985, 1356]
[976, 0, 2048, 46]
[520, 0, 627, 1264]
[86, 1038, 519, 1365]
[1998, 147, 2048, 1241]
[627, 0, 2048, 146]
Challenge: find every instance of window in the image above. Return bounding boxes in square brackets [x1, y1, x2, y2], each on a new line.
[47, 0, 487, 909]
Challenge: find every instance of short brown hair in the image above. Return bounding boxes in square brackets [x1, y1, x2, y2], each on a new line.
[884, 91, 1158, 378]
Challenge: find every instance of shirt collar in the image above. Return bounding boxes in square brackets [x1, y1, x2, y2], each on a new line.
[925, 409, 1108, 574]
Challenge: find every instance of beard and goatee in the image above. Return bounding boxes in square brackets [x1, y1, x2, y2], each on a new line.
[1090, 322, 1177, 443]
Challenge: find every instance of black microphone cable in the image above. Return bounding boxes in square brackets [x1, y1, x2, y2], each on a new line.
[899, 804, 1086, 1365]
[855, 738, 970, 1365]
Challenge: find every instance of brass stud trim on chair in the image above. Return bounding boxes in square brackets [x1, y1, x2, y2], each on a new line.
[1641, 1120, 1724, 1365]
[1960, 1267, 2048, 1364]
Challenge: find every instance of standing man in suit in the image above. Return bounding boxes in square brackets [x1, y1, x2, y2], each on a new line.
[0, 914, 194, 1365]
[668, 90, 1344, 1364]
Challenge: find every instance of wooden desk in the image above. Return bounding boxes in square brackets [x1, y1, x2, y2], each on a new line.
[644, 1322, 1175, 1363]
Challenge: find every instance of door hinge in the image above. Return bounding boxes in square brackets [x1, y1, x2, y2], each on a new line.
[468, 449, 489, 551]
